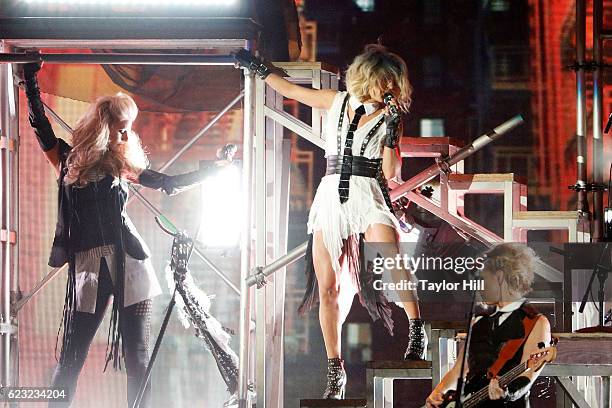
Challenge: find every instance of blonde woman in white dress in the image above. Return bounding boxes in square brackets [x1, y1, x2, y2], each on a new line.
[235, 44, 425, 399]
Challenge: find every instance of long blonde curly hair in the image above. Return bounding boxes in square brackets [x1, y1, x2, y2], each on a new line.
[65, 93, 148, 186]
[345, 44, 413, 113]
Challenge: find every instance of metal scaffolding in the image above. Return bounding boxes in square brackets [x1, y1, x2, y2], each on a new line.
[572, 0, 608, 242]
[247, 61, 338, 408]
[0, 16, 263, 408]
[2, 3, 609, 406]
[1, 15, 531, 408]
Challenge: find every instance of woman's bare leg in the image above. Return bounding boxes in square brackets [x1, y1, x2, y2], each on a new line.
[313, 230, 354, 358]
[365, 223, 420, 319]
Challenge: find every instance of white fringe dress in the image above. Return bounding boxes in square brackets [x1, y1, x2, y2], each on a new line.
[298, 91, 398, 334]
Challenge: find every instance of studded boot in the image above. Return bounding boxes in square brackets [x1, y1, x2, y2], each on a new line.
[322, 357, 347, 399]
[404, 319, 427, 360]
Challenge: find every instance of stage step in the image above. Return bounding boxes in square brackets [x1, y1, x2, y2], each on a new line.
[300, 399, 367, 407]
[430, 320, 467, 331]
[447, 173, 527, 241]
[513, 210, 581, 220]
[447, 172, 527, 189]
[366, 360, 432, 408]
[512, 210, 590, 242]
[366, 360, 432, 370]
[399, 136, 464, 158]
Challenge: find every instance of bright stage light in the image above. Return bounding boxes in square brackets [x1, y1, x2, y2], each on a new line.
[21, 0, 237, 6]
[199, 164, 242, 247]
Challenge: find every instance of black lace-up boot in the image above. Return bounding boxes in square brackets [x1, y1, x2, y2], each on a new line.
[322, 357, 346, 399]
[404, 319, 427, 360]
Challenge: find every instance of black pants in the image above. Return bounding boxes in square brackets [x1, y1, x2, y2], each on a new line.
[50, 258, 153, 408]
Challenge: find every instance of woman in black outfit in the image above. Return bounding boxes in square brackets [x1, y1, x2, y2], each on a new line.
[21, 62, 222, 407]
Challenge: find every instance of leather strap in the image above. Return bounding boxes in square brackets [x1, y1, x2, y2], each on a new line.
[487, 313, 540, 379]
[326, 155, 381, 178]
[338, 105, 366, 203]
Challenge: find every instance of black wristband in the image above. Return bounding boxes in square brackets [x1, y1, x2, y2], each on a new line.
[384, 130, 400, 149]
[233, 49, 272, 79]
[384, 112, 401, 148]
[253, 63, 272, 80]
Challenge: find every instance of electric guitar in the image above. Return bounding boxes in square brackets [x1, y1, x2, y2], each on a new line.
[437, 343, 557, 408]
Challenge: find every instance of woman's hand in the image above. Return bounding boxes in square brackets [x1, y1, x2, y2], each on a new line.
[425, 388, 445, 408]
[488, 378, 507, 400]
[233, 49, 273, 79]
[383, 96, 402, 149]
[232, 48, 336, 110]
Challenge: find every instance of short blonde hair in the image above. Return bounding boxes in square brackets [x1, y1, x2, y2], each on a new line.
[483, 243, 538, 295]
[345, 44, 413, 112]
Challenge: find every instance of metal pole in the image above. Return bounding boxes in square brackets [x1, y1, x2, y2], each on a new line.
[592, 0, 604, 241]
[254, 77, 266, 408]
[602, 376, 611, 408]
[0, 53, 235, 66]
[14, 266, 65, 313]
[0, 55, 9, 389]
[575, 0, 589, 214]
[9, 54, 20, 387]
[245, 241, 307, 288]
[0, 45, 17, 387]
[390, 116, 524, 201]
[156, 91, 244, 173]
[238, 70, 255, 408]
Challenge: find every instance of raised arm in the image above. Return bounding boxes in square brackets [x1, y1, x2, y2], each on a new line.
[233, 49, 337, 110]
[382, 110, 403, 179]
[21, 63, 61, 174]
[136, 165, 221, 196]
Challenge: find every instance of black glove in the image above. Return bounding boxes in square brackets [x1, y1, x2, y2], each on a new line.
[138, 166, 219, 196]
[23, 62, 42, 81]
[504, 375, 532, 402]
[232, 49, 277, 80]
[22, 63, 57, 152]
[383, 112, 401, 149]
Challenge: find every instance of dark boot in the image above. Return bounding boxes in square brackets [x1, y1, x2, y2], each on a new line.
[322, 357, 346, 399]
[404, 319, 427, 360]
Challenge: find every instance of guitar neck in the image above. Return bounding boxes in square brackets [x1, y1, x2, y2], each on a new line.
[463, 361, 528, 408]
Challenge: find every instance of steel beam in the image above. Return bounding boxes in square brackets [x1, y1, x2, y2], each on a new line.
[238, 69, 255, 408]
[591, 0, 604, 242]
[0, 53, 235, 65]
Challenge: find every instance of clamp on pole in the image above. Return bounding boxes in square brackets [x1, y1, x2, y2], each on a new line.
[251, 267, 268, 289]
[435, 154, 452, 175]
[568, 182, 608, 193]
[0, 323, 16, 336]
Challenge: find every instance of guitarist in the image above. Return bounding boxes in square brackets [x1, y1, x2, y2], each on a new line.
[426, 243, 552, 407]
